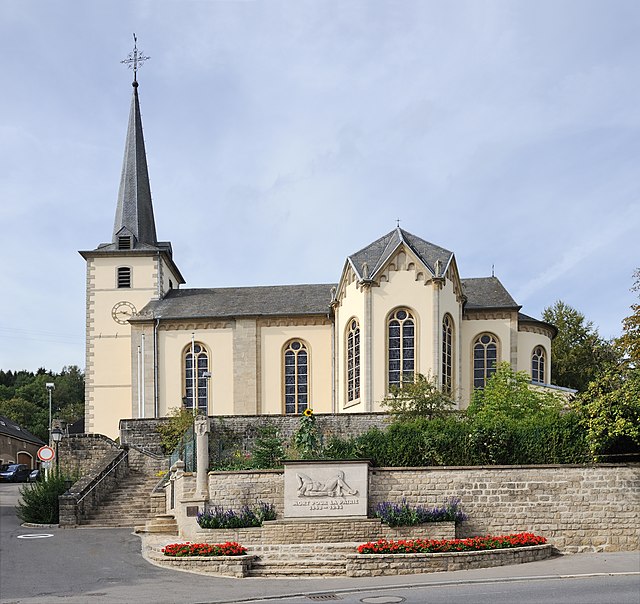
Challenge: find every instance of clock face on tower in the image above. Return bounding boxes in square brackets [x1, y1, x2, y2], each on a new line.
[111, 301, 137, 324]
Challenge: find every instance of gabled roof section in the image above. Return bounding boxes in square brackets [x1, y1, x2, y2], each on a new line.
[132, 283, 337, 321]
[0, 415, 45, 446]
[111, 82, 157, 247]
[461, 276, 520, 310]
[348, 227, 454, 279]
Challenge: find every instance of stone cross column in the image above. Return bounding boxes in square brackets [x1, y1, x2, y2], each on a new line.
[194, 416, 210, 500]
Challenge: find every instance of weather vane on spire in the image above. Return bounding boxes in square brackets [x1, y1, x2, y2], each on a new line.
[121, 33, 150, 84]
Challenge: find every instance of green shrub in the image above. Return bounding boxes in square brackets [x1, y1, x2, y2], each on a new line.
[17, 474, 69, 524]
[322, 411, 591, 467]
[157, 407, 194, 455]
[251, 425, 286, 469]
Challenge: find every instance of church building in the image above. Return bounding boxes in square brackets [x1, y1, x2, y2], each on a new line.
[81, 77, 556, 439]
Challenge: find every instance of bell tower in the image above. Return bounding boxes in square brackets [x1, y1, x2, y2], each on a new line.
[79, 38, 185, 438]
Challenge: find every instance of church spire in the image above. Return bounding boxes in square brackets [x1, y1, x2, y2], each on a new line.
[112, 36, 157, 247]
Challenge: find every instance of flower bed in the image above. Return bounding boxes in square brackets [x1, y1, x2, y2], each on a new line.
[357, 532, 546, 554]
[374, 497, 467, 527]
[348, 534, 552, 577]
[162, 541, 247, 557]
[197, 501, 276, 529]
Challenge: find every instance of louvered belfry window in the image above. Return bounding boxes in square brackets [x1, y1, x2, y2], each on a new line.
[117, 267, 131, 288]
[284, 340, 309, 414]
[388, 308, 415, 389]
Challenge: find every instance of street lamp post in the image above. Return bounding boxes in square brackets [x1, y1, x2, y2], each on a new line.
[45, 383, 55, 445]
[202, 371, 212, 416]
[51, 427, 63, 476]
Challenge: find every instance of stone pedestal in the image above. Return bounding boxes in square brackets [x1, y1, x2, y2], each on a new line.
[195, 416, 210, 500]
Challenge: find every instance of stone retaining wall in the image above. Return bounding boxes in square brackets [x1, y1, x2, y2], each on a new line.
[120, 413, 389, 458]
[58, 434, 120, 478]
[186, 463, 640, 552]
[345, 544, 554, 577]
[186, 519, 456, 544]
[369, 464, 640, 553]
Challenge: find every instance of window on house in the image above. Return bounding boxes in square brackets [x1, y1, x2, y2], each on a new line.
[346, 319, 360, 402]
[118, 236, 132, 250]
[117, 267, 131, 288]
[284, 340, 309, 414]
[388, 308, 415, 389]
[442, 314, 454, 395]
[531, 346, 546, 383]
[184, 343, 209, 414]
[473, 333, 499, 389]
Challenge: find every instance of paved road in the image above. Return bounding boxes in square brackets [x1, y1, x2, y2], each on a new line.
[1, 483, 639, 604]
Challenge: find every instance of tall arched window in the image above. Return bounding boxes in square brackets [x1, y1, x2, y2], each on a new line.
[346, 319, 360, 402]
[284, 340, 309, 414]
[442, 314, 454, 395]
[184, 343, 209, 414]
[473, 333, 499, 389]
[388, 308, 415, 389]
[531, 346, 546, 383]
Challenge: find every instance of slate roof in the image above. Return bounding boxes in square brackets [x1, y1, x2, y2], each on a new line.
[461, 277, 520, 310]
[349, 228, 453, 278]
[0, 415, 45, 446]
[135, 283, 337, 321]
[518, 312, 558, 337]
[111, 82, 158, 247]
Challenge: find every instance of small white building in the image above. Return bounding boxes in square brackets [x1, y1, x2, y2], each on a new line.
[81, 80, 555, 439]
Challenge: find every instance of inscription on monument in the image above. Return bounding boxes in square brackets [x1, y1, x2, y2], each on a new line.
[284, 461, 369, 518]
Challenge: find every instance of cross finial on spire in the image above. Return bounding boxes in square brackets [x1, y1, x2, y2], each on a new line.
[121, 33, 150, 85]
[396, 218, 401, 228]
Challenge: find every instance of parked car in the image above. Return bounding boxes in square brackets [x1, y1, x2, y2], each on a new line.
[28, 469, 42, 482]
[0, 463, 31, 482]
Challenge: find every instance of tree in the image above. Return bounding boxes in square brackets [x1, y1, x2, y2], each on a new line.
[0, 398, 48, 441]
[381, 373, 455, 422]
[542, 300, 618, 391]
[467, 362, 562, 422]
[573, 366, 640, 460]
[617, 268, 640, 366]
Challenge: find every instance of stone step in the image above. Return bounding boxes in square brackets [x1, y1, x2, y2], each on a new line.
[248, 564, 346, 577]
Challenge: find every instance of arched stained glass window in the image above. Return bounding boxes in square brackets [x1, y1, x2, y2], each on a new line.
[388, 308, 415, 389]
[184, 343, 209, 414]
[346, 319, 360, 402]
[473, 333, 499, 389]
[442, 314, 454, 394]
[531, 346, 546, 383]
[284, 340, 309, 414]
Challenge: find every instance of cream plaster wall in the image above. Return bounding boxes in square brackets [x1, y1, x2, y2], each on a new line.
[371, 255, 435, 411]
[335, 276, 366, 412]
[517, 331, 552, 383]
[459, 317, 513, 408]
[156, 327, 235, 417]
[86, 255, 161, 438]
[438, 276, 462, 403]
[260, 323, 332, 415]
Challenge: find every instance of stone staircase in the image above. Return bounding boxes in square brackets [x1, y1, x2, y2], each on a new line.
[80, 454, 166, 528]
[246, 543, 356, 577]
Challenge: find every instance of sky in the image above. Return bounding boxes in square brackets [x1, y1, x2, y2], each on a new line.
[1, 0, 639, 373]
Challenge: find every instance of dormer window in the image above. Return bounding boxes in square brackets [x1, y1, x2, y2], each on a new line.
[118, 236, 132, 250]
[117, 267, 132, 288]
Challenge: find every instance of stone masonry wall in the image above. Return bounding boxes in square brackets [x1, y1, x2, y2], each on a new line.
[59, 434, 120, 479]
[369, 464, 640, 553]
[120, 413, 390, 458]
[186, 463, 640, 553]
